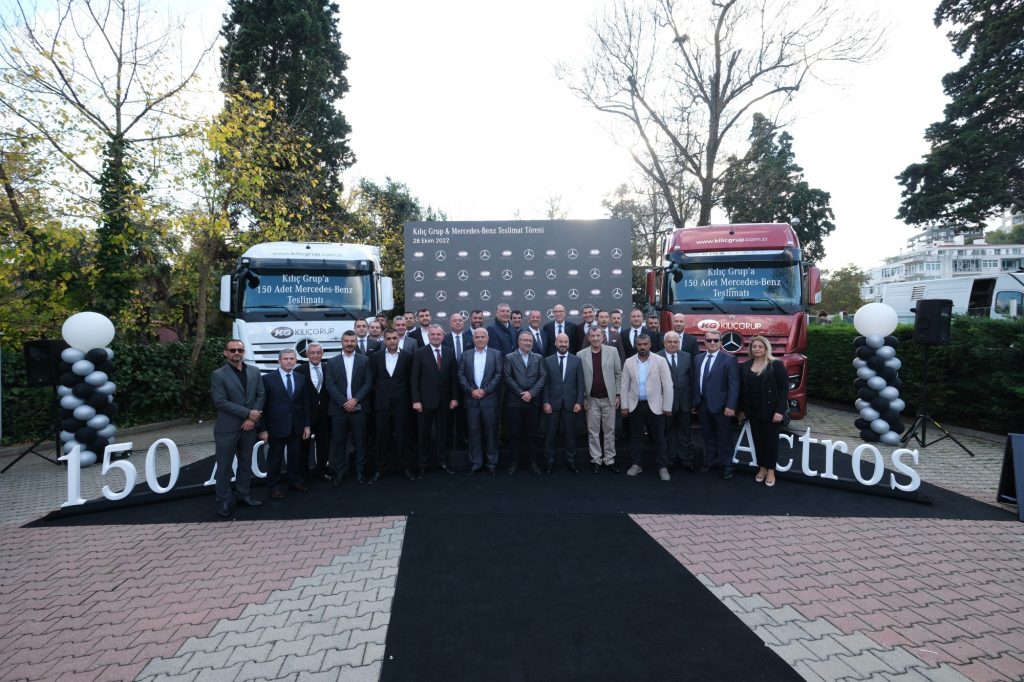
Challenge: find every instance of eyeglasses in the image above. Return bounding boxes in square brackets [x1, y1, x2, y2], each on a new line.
[227, 348, 244, 353]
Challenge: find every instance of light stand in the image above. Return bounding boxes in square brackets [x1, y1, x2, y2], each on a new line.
[900, 346, 974, 456]
[1, 385, 62, 473]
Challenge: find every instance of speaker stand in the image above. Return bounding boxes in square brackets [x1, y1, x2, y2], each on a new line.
[899, 348, 974, 456]
[1, 387, 62, 474]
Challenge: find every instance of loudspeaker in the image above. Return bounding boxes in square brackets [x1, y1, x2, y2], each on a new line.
[913, 299, 952, 345]
[23, 340, 68, 387]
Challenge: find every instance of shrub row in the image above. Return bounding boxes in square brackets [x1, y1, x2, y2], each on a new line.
[805, 317, 1024, 436]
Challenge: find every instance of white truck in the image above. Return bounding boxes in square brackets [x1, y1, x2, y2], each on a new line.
[220, 242, 394, 371]
[878, 272, 1024, 323]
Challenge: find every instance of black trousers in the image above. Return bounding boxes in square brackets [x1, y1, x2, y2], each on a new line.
[375, 403, 411, 474]
[331, 411, 367, 478]
[749, 417, 782, 470]
[267, 432, 303, 491]
[544, 407, 578, 466]
[505, 404, 541, 468]
[417, 406, 451, 471]
[628, 400, 668, 468]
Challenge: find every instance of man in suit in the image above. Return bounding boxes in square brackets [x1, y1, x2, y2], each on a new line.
[671, 313, 700, 357]
[444, 312, 473, 449]
[524, 309, 547, 357]
[610, 310, 624, 336]
[458, 327, 504, 475]
[574, 304, 597, 351]
[510, 309, 524, 339]
[411, 324, 459, 475]
[354, 319, 381, 355]
[596, 309, 625, 362]
[644, 314, 664, 353]
[325, 330, 374, 485]
[210, 339, 265, 518]
[295, 341, 331, 482]
[258, 349, 311, 499]
[542, 333, 585, 473]
[693, 330, 740, 479]
[487, 303, 516, 355]
[411, 308, 432, 347]
[621, 334, 673, 480]
[469, 309, 485, 330]
[659, 331, 695, 473]
[392, 315, 419, 353]
[578, 326, 622, 473]
[503, 331, 547, 474]
[370, 327, 415, 481]
[543, 304, 579, 355]
[368, 320, 383, 344]
[621, 308, 649, 359]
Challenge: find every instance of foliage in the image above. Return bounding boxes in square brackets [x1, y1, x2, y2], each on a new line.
[985, 222, 1024, 245]
[818, 265, 868, 316]
[806, 317, 1024, 435]
[896, 0, 1024, 229]
[721, 114, 836, 264]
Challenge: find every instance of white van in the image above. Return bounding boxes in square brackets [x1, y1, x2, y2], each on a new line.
[879, 273, 1024, 323]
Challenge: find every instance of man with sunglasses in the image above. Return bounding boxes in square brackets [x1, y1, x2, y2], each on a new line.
[692, 331, 740, 479]
[211, 340, 266, 517]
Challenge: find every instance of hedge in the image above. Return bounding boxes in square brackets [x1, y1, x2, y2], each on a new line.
[806, 317, 1024, 436]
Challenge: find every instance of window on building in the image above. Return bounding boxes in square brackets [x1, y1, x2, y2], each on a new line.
[954, 259, 980, 272]
[1002, 259, 1022, 270]
[982, 260, 999, 268]
[925, 262, 941, 272]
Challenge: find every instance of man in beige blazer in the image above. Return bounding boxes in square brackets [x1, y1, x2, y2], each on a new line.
[620, 333, 674, 481]
[577, 325, 622, 473]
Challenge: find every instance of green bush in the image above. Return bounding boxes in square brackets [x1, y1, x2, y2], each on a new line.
[1, 336, 228, 446]
[807, 317, 1024, 435]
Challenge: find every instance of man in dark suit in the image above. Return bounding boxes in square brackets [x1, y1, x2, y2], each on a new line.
[443, 312, 473, 449]
[210, 339, 265, 517]
[392, 315, 419, 353]
[621, 308, 649, 359]
[258, 349, 311, 499]
[596, 309, 625, 362]
[541, 332, 584, 473]
[296, 342, 331, 482]
[486, 303, 516, 355]
[659, 331, 695, 472]
[370, 327, 414, 481]
[325, 330, 374, 485]
[411, 324, 459, 475]
[645, 314, 664, 353]
[671, 313, 700, 357]
[410, 308, 432, 348]
[543, 304, 579, 355]
[575, 304, 598, 350]
[503, 331, 547, 474]
[692, 330, 740, 479]
[458, 327, 504, 475]
[524, 310, 547, 357]
[354, 319, 381, 355]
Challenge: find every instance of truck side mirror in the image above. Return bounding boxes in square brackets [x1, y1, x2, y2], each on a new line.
[806, 266, 822, 305]
[220, 275, 232, 313]
[380, 276, 394, 312]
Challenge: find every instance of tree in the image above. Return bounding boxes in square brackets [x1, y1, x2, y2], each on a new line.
[896, 0, 1024, 229]
[562, 0, 881, 227]
[220, 0, 354, 234]
[0, 0, 211, 325]
[721, 113, 836, 264]
[986, 222, 1024, 245]
[819, 264, 868, 315]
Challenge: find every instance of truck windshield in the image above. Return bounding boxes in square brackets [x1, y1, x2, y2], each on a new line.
[667, 263, 802, 314]
[241, 272, 373, 319]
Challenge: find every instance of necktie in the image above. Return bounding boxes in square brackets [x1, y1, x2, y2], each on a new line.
[633, 329, 639, 345]
[359, 338, 365, 353]
[558, 354, 564, 380]
[286, 372, 294, 397]
[534, 331, 542, 351]
[557, 324, 562, 336]
[455, 335, 461, 356]
[314, 364, 322, 392]
[701, 354, 713, 395]
[435, 347, 442, 369]
[671, 354, 677, 371]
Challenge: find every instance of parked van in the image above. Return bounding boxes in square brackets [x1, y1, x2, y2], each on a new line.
[879, 273, 1024, 323]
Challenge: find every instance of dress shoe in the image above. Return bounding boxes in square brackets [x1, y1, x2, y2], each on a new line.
[331, 476, 342, 487]
[270, 489, 286, 499]
[531, 463, 543, 475]
[216, 503, 230, 518]
[357, 474, 366, 485]
[237, 496, 263, 507]
[403, 469, 416, 481]
[507, 464, 518, 476]
[567, 463, 578, 474]
[721, 468, 734, 480]
[288, 483, 309, 492]
[626, 464, 642, 477]
[416, 469, 426, 479]
[544, 466, 553, 475]
[488, 469, 497, 477]
[606, 463, 620, 474]
[592, 463, 601, 474]
[466, 468, 479, 477]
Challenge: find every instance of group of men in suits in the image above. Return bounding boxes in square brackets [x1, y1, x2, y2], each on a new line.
[209, 305, 742, 517]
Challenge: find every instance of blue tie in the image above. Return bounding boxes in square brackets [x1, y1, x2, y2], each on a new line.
[286, 373, 294, 398]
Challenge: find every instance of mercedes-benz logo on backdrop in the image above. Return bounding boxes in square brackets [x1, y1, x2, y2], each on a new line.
[435, 250, 446, 261]
[590, 268, 601, 279]
[545, 269, 557, 280]
[612, 287, 624, 299]
[435, 291, 447, 302]
[458, 270, 469, 281]
[721, 332, 743, 353]
[568, 288, 580, 300]
[524, 289, 536, 300]
[523, 249, 535, 260]
[611, 248, 623, 259]
[413, 271, 424, 282]
[480, 249, 491, 260]
[480, 289, 492, 301]
[502, 269, 513, 280]
[567, 248, 579, 259]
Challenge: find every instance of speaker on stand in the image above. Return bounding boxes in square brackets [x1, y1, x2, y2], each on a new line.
[1, 340, 67, 474]
[900, 299, 973, 456]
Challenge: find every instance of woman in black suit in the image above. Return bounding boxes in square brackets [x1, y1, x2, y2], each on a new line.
[738, 335, 789, 487]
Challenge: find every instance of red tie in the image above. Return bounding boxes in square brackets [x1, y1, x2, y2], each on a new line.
[435, 347, 442, 369]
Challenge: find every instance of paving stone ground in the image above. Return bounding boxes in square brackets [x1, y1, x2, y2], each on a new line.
[0, 403, 1020, 681]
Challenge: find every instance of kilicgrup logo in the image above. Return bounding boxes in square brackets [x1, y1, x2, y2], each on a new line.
[271, 327, 294, 339]
[696, 319, 721, 331]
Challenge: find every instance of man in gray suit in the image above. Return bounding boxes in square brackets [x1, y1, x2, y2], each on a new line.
[503, 331, 547, 474]
[210, 339, 265, 518]
[578, 326, 622, 473]
[542, 333, 585, 473]
[659, 331, 695, 473]
[458, 327, 504, 475]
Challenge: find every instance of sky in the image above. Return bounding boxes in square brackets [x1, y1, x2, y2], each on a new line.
[172, 0, 962, 273]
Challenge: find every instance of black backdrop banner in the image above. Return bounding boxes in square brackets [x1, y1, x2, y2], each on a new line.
[403, 219, 633, 320]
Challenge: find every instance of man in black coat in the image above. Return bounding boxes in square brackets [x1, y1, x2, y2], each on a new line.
[259, 349, 311, 499]
[295, 342, 331, 482]
[670, 313, 700, 357]
[411, 324, 460, 475]
[543, 304, 579, 355]
[370, 328, 415, 481]
[325, 330, 374, 484]
[503, 331, 547, 474]
[658, 331, 695, 472]
[354, 319, 381, 355]
[541, 332, 585, 472]
[486, 303, 516, 355]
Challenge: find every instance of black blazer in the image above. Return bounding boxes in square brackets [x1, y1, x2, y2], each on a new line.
[355, 337, 381, 355]
[260, 370, 311, 438]
[739, 359, 790, 421]
[486, 322, 516, 355]
[370, 349, 413, 410]
[543, 320, 579, 355]
[324, 352, 374, 416]
[678, 332, 700, 357]
[658, 349, 693, 414]
[411, 344, 458, 409]
[442, 330, 473, 358]
[541, 353, 585, 410]
[295, 360, 330, 427]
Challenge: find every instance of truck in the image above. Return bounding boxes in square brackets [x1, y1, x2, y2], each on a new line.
[877, 272, 1024, 323]
[647, 223, 821, 419]
[220, 242, 394, 372]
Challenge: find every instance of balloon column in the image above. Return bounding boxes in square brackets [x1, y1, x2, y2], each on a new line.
[57, 312, 118, 467]
[852, 303, 905, 446]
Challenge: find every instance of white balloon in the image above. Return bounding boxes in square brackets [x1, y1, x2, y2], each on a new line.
[890, 399, 906, 413]
[866, 334, 885, 349]
[854, 399, 869, 410]
[97, 424, 117, 439]
[95, 381, 116, 396]
[876, 346, 896, 360]
[61, 312, 115, 351]
[60, 430, 76, 443]
[73, 404, 96, 421]
[852, 358, 867, 369]
[860, 407, 880, 422]
[87, 414, 111, 429]
[880, 431, 901, 445]
[870, 418, 890, 434]
[60, 395, 84, 410]
[885, 357, 902, 370]
[72, 359, 95, 376]
[854, 303, 899, 337]
[80, 450, 98, 467]
[63, 439, 79, 453]
[103, 347, 114, 360]
[61, 347, 85, 363]
[856, 367, 876, 380]
[879, 386, 900, 400]
[867, 376, 887, 391]
[57, 385, 72, 397]
[85, 371, 108, 387]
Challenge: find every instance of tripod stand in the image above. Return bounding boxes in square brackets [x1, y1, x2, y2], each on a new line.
[900, 347, 974, 456]
[1, 386, 62, 474]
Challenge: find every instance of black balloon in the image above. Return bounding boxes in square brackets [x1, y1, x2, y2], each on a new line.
[88, 437, 109, 454]
[859, 429, 880, 442]
[871, 396, 890, 412]
[892, 378, 903, 390]
[854, 418, 870, 430]
[60, 372, 78, 387]
[858, 388, 877, 401]
[58, 361, 71, 373]
[884, 336, 898, 347]
[878, 368, 898, 383]
[856, 346, 874, 360]
[883, 409, 901, 422]
[72, 382, 95, 398]
[74, 426, 97, 443]
[85, 348, 108, 364]
[854, 378, 868, 390]
[87, 394, 108, 409]
[61, 417, 81, 431]
[892, 421, 906, 434]
[106, 403, 119, 419]
[867, 356, 886, 371]
[98, 361, 115, 375]
[853, 336, 866, 348]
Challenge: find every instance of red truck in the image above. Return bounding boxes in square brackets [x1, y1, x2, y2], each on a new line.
[647, 223, 821, 419]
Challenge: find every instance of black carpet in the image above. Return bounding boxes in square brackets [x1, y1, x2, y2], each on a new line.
[381, 513, 801, 682]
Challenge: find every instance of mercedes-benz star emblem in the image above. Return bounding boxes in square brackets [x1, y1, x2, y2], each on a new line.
[612, 287, 623, 299]
[435, 250, 446, 261]
[524, 289, 535, 300]
[721, 332, 743, 353]
[545, 269, 557, 280]
[590, 268, 601, 279]
[568, 288, 579, 300]
[479, 289, 491, 301]
[435, 291, 447, 302]
[413, 271, 425, 282]
[567, 248, 579, 260]
[458, 270, 469, 281]
[502, 269, 513, 280]
[611, 248, 623, 259]
[523, 249, 535, 260]
[480, 250, 491, 261]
